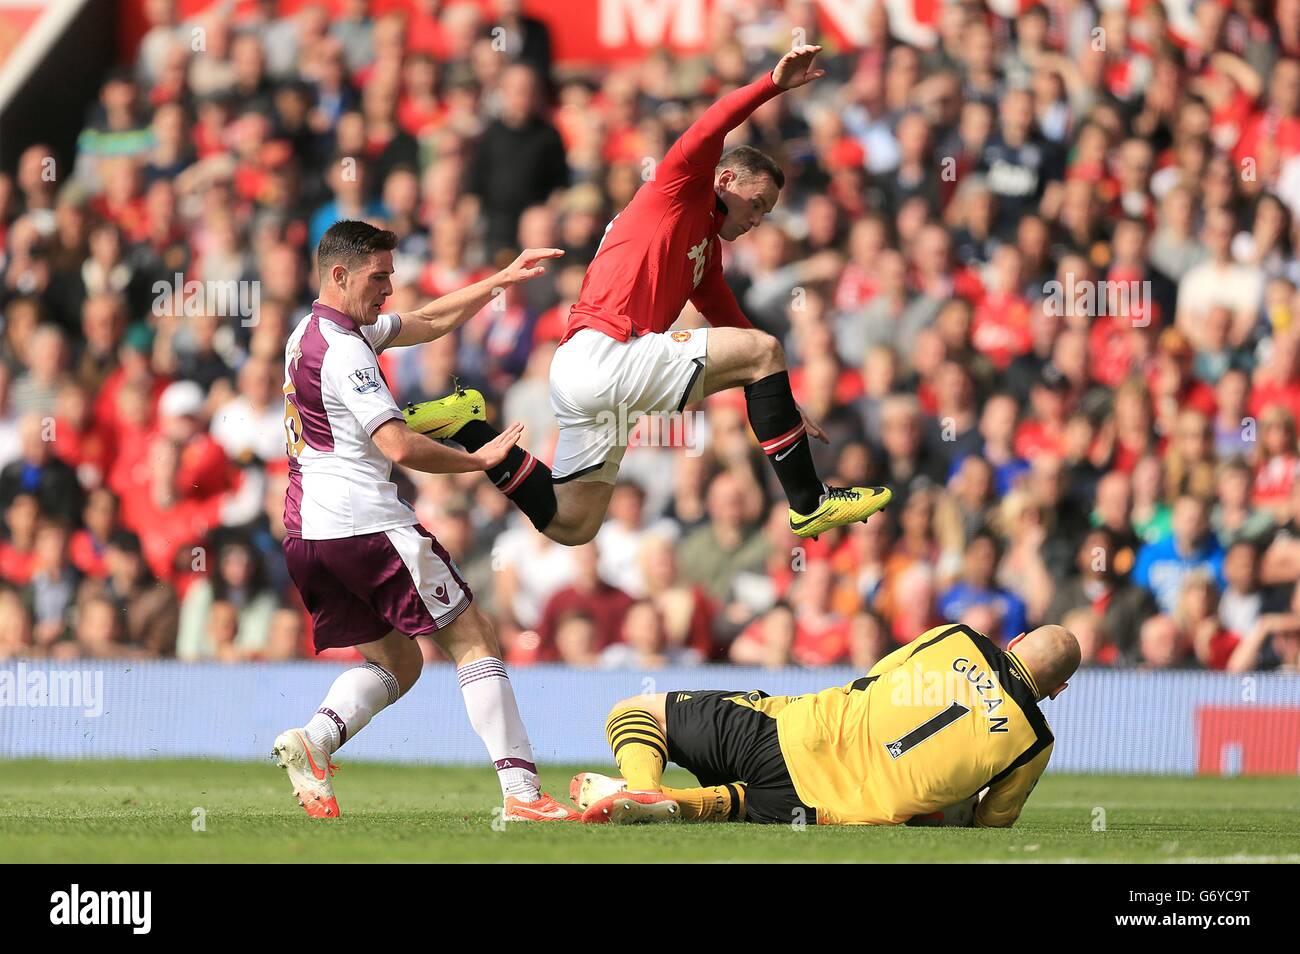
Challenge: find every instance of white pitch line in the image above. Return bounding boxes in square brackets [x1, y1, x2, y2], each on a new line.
[972, 853, 1300, 865]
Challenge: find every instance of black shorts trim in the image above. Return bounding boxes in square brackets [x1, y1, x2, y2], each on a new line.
[664, 690, 816, 825]
[675, 357, 706, 413]
[552, 461, 605, 484]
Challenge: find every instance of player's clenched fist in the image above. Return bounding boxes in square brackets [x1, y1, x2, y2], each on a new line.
[499, 247, 565, 285]
[772, 45, 826, 90]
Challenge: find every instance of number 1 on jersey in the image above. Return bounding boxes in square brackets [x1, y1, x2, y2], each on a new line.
[884, 701, 971, 760]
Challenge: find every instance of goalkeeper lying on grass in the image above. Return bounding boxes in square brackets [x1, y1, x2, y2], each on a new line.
[572, 624, 1080, 827]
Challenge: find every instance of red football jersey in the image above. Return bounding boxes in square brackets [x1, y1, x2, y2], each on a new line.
[562, 74, 783, 344]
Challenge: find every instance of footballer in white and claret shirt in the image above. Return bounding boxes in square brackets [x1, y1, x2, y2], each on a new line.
[282, 301, 473, 636]
[271, 219, 577, 822]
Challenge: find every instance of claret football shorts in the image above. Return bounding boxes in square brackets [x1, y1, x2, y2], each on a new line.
[284, 524, 472, 652]
[665, 689, 817, 825]
[548, 327, 709, 484]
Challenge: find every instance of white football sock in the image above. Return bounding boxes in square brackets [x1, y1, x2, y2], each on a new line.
[457, 656, 541, 802]
[304, 662, 401, 755]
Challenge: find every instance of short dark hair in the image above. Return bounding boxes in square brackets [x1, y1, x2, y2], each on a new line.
[1226, 538, 1259, 558]
[1082, 525, 1117, 552]
[316, 220, 398, 279]
[970, 527, 1003, 561]
[108, 529, 143, 555]
[717, 145, 785, 189]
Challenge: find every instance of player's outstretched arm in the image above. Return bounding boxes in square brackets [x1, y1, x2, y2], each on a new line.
[673, 45, 825, 170]
[372, 418, 523, 475]
[389, 248, 564, 347]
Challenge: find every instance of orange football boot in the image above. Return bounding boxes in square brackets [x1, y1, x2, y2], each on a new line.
[503, 792, 581, 822]
[272, 729, 341, 819]
[581, 791, 680, 824]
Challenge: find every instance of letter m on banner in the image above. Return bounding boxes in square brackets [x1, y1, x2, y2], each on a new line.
[1195, 706, 1300, 775]
[599, 0, 706, 50]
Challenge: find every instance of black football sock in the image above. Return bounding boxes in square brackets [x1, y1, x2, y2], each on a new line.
[744, 371, 825, 514]
[453, 420, 556, 532]
[454, 419, 496, 452]
[488, 446, 557, 532]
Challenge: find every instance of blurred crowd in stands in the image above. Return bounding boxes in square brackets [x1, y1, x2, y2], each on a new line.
[1, 0, 1299, 672]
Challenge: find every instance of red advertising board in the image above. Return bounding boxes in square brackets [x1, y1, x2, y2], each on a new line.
[0, 4, 44, 67]
[115, 0, 938, 67]
[1196, 706, 1300, 776]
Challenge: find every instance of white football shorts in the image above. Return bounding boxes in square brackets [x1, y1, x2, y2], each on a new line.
[548, 327, 709, 484]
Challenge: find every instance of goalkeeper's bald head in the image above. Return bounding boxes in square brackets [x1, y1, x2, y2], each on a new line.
[1009, 625, 1082, 701]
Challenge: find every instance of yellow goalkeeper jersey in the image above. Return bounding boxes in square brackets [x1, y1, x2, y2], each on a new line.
[774, 623, 1054, 826]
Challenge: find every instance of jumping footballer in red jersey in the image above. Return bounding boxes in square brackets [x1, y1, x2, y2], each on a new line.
[406, 46, 892, 542]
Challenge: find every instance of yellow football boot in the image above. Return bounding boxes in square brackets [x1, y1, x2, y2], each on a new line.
[789, 486, 893, 539]
[403, 378, 486, 440]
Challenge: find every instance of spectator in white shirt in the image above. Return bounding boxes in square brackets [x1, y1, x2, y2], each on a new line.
[1177, 207, 1264, 348]
[211, 356, 286, 465]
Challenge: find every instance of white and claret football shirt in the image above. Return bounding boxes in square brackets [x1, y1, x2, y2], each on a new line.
[774, 623, 1055, 826]
[282, 302, 415, 540]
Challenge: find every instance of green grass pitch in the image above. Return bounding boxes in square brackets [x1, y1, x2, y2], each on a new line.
[1, 759, 1298, 863]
